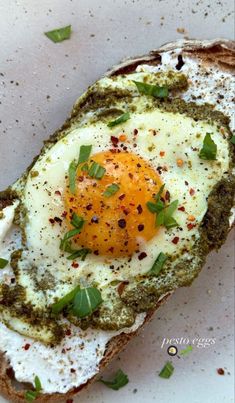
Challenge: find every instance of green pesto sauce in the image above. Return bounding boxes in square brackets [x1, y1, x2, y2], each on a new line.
[0, 70, 234, 340]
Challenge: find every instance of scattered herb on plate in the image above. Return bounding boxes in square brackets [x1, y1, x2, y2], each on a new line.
[44, 25, 72, 43]
[99, 369, 129, 390]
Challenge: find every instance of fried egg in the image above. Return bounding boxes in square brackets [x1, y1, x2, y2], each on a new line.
[0, 42, 234, 394]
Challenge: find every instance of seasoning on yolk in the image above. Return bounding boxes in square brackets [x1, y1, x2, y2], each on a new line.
[64, 151, 162, 257]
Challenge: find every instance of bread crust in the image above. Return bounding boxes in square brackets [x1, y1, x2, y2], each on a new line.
[0, 39, 234, 403]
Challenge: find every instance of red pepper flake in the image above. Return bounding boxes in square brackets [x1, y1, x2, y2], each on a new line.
[111, 136, 119, 147]
[189, 188, 195, 196]
[178, 206, 185, 212]
[62, 348, 66, 354]
[23, 343, 31, 351]
[160, 151, 165, 157]
[133, 129, 138, 135]
[49, 218, 55, 224]
[138, 224, 144, 232]
[217, 368, 225, 375]
[187, 223, 196, 231]
[108, 246, 114, 253]
[61, 211, 67, 218]
[172, 236, 180, 244]
[94, 250, 99, 255]
[138, 252, 147, 260]
[165, 190, 170, 202]
[128, 173, 133, 179]
[54, 216, 62, 224]
[66, 329, 72, 336]
[117, 281, 129, 296]
[119, 193, 125, 200]
[137, 204, 143, 214]
[66, 399, 73, 403]
[86, 204, 92, 210]
[71, 262, 79, 268]
[55, 190, 61, 196]
[123, 208, 130, 216]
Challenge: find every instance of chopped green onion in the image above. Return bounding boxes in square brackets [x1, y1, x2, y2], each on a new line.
[70, 213, 84, 230]
[25, 376, 42, 402]
[25, 391, 37, 402]
[133, 81, 168, 98]
[230, 135, 235, 145]
[99, 369, 129, 390]
[68, 160, 77, 194]
[148, 252, 167, 276]
[67, 248, 91, 261]
[199, 133, 217, 160]
[107, 112, 130, 128]
[88, 162, 106, 179]
[154, 184, 165, 201]
[103, 183, 120, 197]
[51, 285, 80, 314]
[0, 258, 8, 269]
[180, 345, 193, 356]
[68, 145, 92, 194]
[44, 25, 72, 43]
[78, 145, 92, 164]
[72, 287, 103, 318]
[159, 361, 174, 379]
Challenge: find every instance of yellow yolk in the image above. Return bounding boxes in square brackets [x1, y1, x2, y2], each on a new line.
[65, 151, 162, 257]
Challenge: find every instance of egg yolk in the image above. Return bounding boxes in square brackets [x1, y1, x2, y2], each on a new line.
[65, 151, 162, 257]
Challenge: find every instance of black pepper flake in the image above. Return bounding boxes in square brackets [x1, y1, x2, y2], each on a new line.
[138, 224, 144, 232]
[138, 252, 147, 260]
[137, 204, 143, 214]
[70, 368, 76, 373]
[49, 218, 55, 224]
[133, 129, 138, 135]
[86, 204, 92, 210]
[91, 216, 99, 223]
[94, 250, 99, 255]
[118, 218, 126, 228]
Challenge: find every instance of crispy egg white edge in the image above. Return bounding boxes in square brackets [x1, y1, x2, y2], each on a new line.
[0, 47, 234, 393]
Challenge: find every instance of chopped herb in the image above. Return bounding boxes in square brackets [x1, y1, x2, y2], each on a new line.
[68, 145, 92, 193]
[199, 133, 217, 160]
[60, 228, 83, 251]
[180, 345, 193, 356]
[70, 213, 84, 230]
[88, 162, 106, 179]
[25, 376, 42, 402]
[231, 135, 235, 145]
[107, 112, 130, 128]
[72, 287, 103, 318]
[148, 252, 167, 276]
[34, 376, 42, 393]
[0, 258, 8, 269]
[67, 248, 91, 261]
[78, 145, 92, 164]
[156, 200, 179, 229]
[159, 361, 174, 379]
[146, 185, 165, 213]
[68, 160, 78, 194]
[146, 200, 164, 213]
[133, 81, 168, 98]
[51, 285, 80, 314]
[103, 183, 120, 197]
[44, 25, 72, 43]
[99, 369, 129, 390]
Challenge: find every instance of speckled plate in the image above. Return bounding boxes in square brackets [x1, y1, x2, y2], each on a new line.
[0, 1, 234, 402]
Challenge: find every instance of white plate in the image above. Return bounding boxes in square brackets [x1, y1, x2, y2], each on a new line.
[0, 1, 234, 402]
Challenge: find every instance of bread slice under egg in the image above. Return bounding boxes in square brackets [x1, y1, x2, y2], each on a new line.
[0, 39, 234, 403]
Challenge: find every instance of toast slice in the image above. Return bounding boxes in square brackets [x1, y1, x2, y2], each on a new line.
[0, 39, 234, 403]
